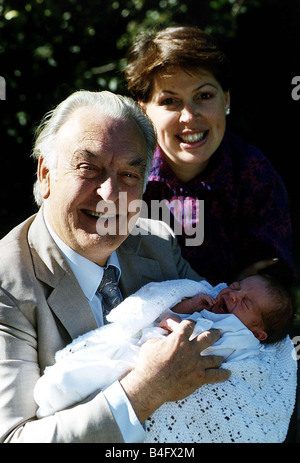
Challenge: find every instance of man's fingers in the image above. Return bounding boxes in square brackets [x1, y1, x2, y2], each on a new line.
[192, 328, 221, 352]
[237, 258, 278, 279]
[170, 318, 195, 337]
[171, 321, 222, 354]
[252, 258, 278, 272]
[199, 354, 224, 370]
[204, 367, 231, 384]
[158, 315, 182, 331]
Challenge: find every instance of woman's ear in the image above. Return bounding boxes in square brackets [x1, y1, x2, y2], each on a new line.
[225, 91, 231, 115]
[37, 156, 51, 199]
[138, 99, 147, 113]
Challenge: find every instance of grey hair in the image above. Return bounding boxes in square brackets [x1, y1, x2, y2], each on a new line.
[32, 90, 157, 205]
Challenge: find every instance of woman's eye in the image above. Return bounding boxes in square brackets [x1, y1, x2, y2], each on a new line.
[199, 92, 213, 100]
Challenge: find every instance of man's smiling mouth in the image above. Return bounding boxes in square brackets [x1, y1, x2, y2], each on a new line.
[83, 209, 118, 219]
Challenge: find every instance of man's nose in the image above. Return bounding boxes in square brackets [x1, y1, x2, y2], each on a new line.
[96, 177, 119, 202]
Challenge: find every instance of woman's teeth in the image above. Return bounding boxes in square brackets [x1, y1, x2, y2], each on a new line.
[178, 131, 207, 143]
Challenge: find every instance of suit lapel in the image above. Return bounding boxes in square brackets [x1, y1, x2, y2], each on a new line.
[47, 272, 98, 339]
[117, 232, 163, 299]
[28, 209, 98, 339]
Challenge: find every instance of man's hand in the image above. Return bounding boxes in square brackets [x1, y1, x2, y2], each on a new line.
[237, 258, 278, 280]
[120, 319, 230, 423]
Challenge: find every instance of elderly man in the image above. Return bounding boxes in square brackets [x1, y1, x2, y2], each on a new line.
[0, 90, 229, 443]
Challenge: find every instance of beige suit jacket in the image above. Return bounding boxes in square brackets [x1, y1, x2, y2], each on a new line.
[0, 209, 202, 443]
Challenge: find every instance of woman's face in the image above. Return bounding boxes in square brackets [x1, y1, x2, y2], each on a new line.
[140, 67, 230, 181]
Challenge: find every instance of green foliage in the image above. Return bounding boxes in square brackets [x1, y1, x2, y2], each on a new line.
[0, 0, 259, 142]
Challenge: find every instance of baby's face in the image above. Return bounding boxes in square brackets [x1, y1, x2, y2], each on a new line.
[212, 276, 270, 340]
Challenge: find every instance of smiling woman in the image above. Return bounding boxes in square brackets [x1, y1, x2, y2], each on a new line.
[124, 25, 296, 286]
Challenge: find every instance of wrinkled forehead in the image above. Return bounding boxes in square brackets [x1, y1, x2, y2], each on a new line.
[54, 107, 148, 159]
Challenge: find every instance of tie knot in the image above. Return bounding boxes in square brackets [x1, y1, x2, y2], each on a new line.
[99, 265, 119, 288]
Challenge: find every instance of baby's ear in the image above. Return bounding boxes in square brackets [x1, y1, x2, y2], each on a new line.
[253, 329, 267, 341]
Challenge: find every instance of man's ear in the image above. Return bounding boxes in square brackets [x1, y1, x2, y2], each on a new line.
[37, 156, 51, 199]
[253, 329, 268, 342]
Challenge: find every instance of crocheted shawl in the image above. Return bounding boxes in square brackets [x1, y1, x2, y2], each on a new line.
[34, 279, 297, 443]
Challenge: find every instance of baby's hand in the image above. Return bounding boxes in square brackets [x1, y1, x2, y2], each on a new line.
[171, 293, 216, 315]
[158, 314, 182, 333]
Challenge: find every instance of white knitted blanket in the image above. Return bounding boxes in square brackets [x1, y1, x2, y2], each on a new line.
[34, 279, 297, 443]
[144, 335, 297, 443]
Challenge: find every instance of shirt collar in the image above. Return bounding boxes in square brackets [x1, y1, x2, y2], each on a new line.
[44, 214, 121, 302]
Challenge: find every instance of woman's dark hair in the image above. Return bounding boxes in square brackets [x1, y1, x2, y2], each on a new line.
[124, 25, 231, 102]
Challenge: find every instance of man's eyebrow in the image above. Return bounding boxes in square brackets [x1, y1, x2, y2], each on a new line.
[128, 155, 147, 169]
[81, 149, 97, 158]
[73, 149, 97, 160]
[74, 150, 147, 171]
[125, 155, 147, 174]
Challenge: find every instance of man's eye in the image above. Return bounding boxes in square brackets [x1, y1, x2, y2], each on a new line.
[123, 172, 139, 180]
[123, 173, 135, 177]
[78, 164, 98, 177]
[120, 172, 142, 185]
[160, 98, 176, 106]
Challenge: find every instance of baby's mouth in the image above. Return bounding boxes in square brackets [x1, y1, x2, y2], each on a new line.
[212, 297, 229, 314]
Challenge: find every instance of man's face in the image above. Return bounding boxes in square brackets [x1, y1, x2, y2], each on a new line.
[40, 106, 148, 266]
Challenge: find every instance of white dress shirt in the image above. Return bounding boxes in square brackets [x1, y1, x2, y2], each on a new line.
[44, 215, 145, 442]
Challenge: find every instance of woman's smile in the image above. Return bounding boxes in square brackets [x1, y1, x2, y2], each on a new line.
[176, 130, 209, 148]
